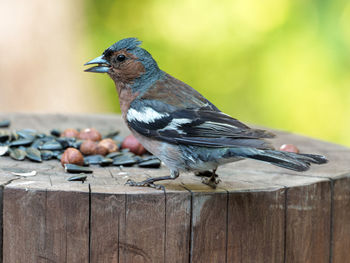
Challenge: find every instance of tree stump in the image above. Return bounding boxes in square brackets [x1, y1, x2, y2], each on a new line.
[0, 113, 349, 263]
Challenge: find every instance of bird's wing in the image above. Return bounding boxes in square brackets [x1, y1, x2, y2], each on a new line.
[140, 73, 221, 111]
[127, 100, 275, 149]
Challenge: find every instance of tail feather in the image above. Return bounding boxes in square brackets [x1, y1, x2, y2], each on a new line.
[230, 148, 328, 172]
[296, 153, 328, 164]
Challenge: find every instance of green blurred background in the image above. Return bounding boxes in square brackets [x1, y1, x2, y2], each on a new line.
[2, 0, 346, 145]
[84, 0, 350, 146]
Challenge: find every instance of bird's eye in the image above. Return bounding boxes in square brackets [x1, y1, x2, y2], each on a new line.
[117, 54, 126, 62]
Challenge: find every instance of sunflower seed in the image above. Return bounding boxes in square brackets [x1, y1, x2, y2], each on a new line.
[39, 141, 63, 151]
[50, 129, 61, 137]
[64, 164, 93, 174]
[0, 146, 9, 156]
[71, 140, 84, 149]
[0, 120, 10, 128]
[31, 139, 44, 149]
[84, 154, 104, 165]
[16, 129, 36, 139]
[26, 147, 42, 162]
[56, 153, 63, 161]
[36, 133, 46, 139]
[68, 174, 87, 182]
[40, 150, 54, 160]
[99, 158, 113, 167]
[138, 158, 161, 168]
[106, 151, 123, 159]
[0, 131, 10, 143]
[10, 132, 19, 141]
[57, 137, 74, 148]
[10, 138, 34, 147]
[112, 155, 137, 166]
[9, 148, 26, 161]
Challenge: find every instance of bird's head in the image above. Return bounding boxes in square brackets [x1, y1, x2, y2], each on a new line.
[85, 38, 163, 91]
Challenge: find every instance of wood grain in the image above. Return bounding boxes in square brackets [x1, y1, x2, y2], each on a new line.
[165, 191, 191, 263]
[227, 188, 285, 262]
[90, 192, 125, 263]
[332, 174, 350, 263]
[120, 193, 166, 263]
[285, 180, 331, 263]
[190, 190, 228, 262]
[3, 187, 90, 263]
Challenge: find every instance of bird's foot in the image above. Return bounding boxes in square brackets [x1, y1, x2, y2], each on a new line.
[201, 173, 221, 189]
[126, 179, 165, 190]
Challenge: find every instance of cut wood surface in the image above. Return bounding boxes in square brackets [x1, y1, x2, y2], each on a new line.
[0, 113, 349, 263]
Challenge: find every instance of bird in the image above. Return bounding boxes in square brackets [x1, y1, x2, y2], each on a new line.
[84, 37, 327, 189]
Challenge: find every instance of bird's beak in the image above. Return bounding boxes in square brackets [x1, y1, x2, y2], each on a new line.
[84, 55, 110, 73]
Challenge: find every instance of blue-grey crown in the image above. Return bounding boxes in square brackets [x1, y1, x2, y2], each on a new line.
[104, 38, 142, 55]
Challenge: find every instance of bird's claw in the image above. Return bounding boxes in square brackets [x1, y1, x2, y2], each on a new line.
[126, 179, 165, 190]
[201, 176, 221, 189]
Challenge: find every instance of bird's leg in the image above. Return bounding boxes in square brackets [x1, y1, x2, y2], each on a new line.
[200, 169, 221, 188]
[126, 170, 179, 190]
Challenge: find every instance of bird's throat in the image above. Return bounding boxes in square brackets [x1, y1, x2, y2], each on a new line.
[115, 83, 139, 119]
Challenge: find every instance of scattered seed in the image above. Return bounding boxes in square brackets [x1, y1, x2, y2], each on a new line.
[78, 128, 101, 141]
[61, 148, 84, 166]
[31, 139, 45, 149]
[64, 164, 93, 174]
[57, 137, 76, 148]
[41, 150, 54, 160]
[50, 129, 61, 137]
[112, 155, 138, 166]
[0, 131, 10, 143]
[106, 151, 123, 159]
[121, 134, 147, 155]
[9, 148, 26, 161]
[36, 133, 46, 139]
[20, 128, 37, 133]
[39, 141, 63, 151]
[16, 129, 36, 139]
[10, 132, 19, 141]
[280, 144, 299, 153]
[68, 174, 87, 182]
[138, 158, 161, 168]
[84, 154, 104, 165]
[0, 124, 160, 173]
[0, 120, 10, 128]
[11, 170, 37, 177]
[0, 146, 9, 156]
[10, 138, 34, 147]
[61, 128, 79, 138]
[26, 147, 42, 162]
[99, 158, 113, 167]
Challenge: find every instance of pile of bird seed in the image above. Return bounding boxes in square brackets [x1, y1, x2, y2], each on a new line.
[0, 119, 161, 177]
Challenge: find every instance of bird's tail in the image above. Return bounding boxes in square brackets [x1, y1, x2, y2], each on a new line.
[227, 148, 328, 171]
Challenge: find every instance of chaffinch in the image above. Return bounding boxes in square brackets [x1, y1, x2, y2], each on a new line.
[85, 38, 327, 189]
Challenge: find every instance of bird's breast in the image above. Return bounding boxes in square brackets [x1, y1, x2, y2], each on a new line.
[117, 84, 139, 119]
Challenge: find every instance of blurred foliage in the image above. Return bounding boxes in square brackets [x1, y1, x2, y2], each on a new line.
[84, 0, 350, 146]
